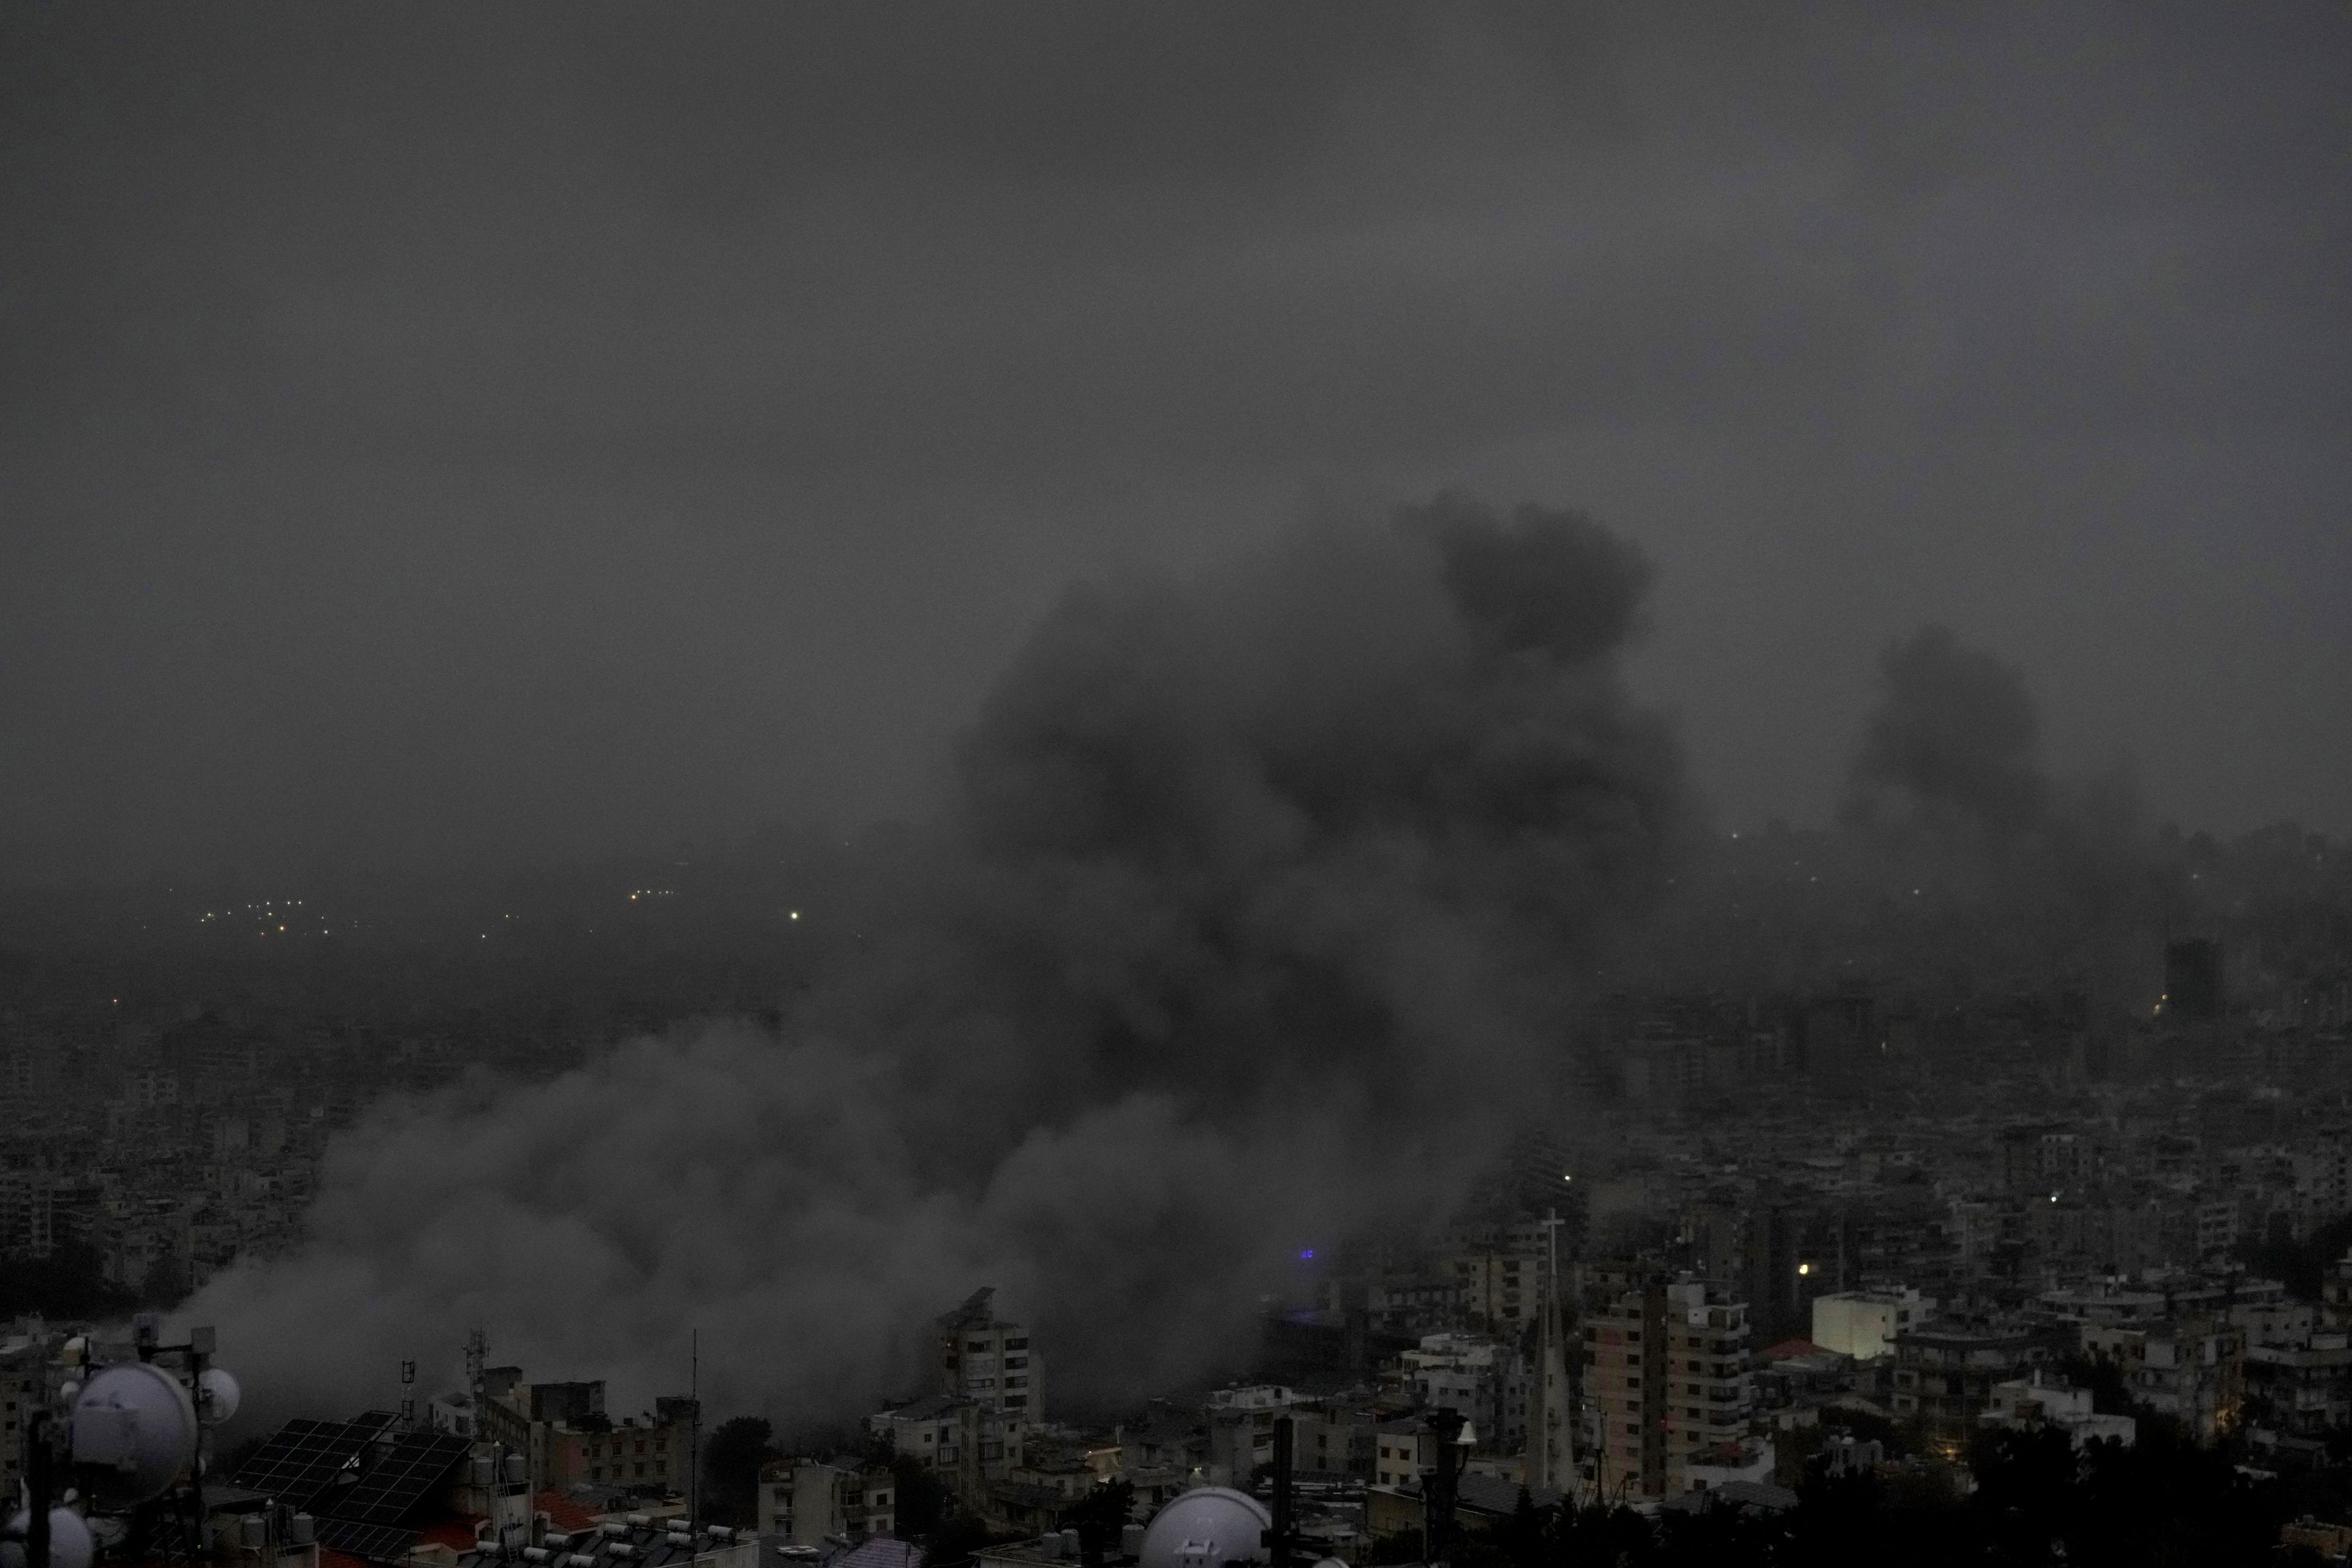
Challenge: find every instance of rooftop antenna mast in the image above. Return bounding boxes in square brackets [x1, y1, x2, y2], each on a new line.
[466, 1328, 488, 1435]
[1262, 1415, 1295, 1568]
[688, 1329, 700, 1528]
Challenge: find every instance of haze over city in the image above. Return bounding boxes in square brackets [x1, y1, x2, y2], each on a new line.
[4, 7, 2351, 1568]
[4, 4, 2346, 891]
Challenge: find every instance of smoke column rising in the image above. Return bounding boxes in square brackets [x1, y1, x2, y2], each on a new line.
[187, 497, 1687, 1425]
[1833, 624, 2180, 1005]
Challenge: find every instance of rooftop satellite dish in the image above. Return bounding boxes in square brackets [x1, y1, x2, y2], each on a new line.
[197, 1368, 241, 1425]
[2, 1507, 96, 1568]
[1139, 1487, 1270, 1568]
[70, 1362, 200, 1508]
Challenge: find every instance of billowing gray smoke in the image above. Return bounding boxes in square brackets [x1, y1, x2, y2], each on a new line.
[1832, 624, 2177, 1003]
[184, 497, 1685, 1425]
[1843, 625, 2049, 842]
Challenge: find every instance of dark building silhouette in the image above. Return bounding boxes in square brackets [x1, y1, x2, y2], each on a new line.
[2165, 939, 2226, 1020]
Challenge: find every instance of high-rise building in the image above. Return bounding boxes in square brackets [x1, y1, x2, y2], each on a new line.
[1445, 1242, 1544, 1329]
[1585, 1278, 1754, 1499]
[0, 1170, 56, 1259]
[937, 1287, 1041, 1423]
[1526, 1213, 1575, 1495]
[1, 1329, 60, 1507]
[2164, 940, 2225, 1020]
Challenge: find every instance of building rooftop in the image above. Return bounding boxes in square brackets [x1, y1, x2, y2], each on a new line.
[1659, 1480, 1800, 1520]
[451, 1516, 749, 1568]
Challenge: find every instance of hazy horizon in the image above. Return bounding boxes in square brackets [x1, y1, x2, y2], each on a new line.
[7, 4, 2348, 882]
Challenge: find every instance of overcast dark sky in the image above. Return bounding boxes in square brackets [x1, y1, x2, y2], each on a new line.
[4, 2, 2346, 886]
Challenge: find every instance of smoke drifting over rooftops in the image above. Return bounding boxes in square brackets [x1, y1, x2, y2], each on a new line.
[185, 497, 1687, 1423]
[1844, 625, 2050, 842]
[1821, 624, 2181, 1003]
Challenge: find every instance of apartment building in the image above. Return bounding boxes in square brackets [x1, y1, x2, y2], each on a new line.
[478, 1374, 695, 1493]
[1585, 1278, 1753, 1499]
[1401, 1334, 1528, 1453]
[1288, 1403, 1377, 1481]
[1203, 1385, 1302, 1483]
[1444, 1235, 1549, 1330]
[2245, 1330, 2352, 1434]
[868, 1393, 1026, 1501]
[1371, 1420, 1436, 1490]
[1, 1329, 55, 1507]
[759, 1458, 895, 1545]
[939, 1288, 1042, 1423]
[1891, 1319, 2064, 1436]
[2082, 1313, 2244, 1442]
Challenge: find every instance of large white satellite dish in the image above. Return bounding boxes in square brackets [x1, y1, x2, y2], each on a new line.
[1138, 1487, 1272, 1568]
[197, 1367, 242, 1425]
[70, 1362, 200, 1508]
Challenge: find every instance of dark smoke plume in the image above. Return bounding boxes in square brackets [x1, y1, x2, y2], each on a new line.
[1820, 624, 2178, 1005]
[184, 497, 1685, 1425]
[1842, 624, 2048, 841]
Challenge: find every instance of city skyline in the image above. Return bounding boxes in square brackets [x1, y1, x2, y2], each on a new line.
[6, 7, 2351, 1566]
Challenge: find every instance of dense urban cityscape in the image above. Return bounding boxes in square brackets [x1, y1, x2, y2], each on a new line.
[8, 5, 2350, 1568]
[9, 816, 2351, 1563]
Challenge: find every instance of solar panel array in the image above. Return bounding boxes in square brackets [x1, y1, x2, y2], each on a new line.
[314, 1518, 423, 1561]
[231, 1418, 383, 1510]
[336, 1431, 473, 1525]
[234, 1417, 472, 1562]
